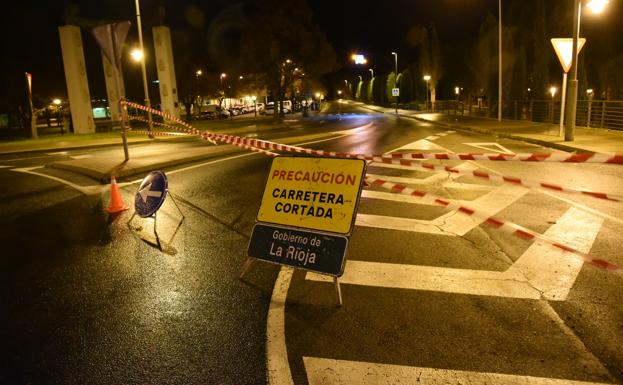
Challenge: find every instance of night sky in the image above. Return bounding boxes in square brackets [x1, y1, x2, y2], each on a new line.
[1, 0, 622, 108]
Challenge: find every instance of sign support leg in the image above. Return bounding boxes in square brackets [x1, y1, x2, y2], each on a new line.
[153, 213, 162, 250]
[239, 258, 253, 279]
[333, 277, 343, 307]
[168, 190, 185, 221]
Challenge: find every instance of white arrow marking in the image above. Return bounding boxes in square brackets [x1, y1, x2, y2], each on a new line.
[138, 182, 163, 203]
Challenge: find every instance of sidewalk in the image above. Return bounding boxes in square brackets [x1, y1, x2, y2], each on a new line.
[351, 101, 623, 154]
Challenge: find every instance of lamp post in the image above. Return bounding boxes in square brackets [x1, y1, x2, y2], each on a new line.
[565, 0, 608, 141]
[369, 68, 374, 79]
[391, 51, 398, 114]
[252, 95, 257, 117]
[134, 0, 153, 133]
[220, 72, 226, 87]
[344, 79, 348, 97]
[423, 75, 431, 111]
[498, 0, 502, 121]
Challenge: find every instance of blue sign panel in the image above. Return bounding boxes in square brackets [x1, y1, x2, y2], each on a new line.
[135, 170, 168, 218]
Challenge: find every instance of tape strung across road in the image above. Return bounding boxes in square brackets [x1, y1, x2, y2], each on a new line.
[120, 100, 622, 275]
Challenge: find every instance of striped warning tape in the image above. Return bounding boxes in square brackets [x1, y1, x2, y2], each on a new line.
[127, 130, 193, 137]
[362, 156, 623, 203]
[120, 101, 623, 274]
[193, 135, 623, 203]
[364, 174, 622, 275]
[371, 151, 623, 165]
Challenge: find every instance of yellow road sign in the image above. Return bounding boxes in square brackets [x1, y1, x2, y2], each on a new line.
[257, 156, 366, 234]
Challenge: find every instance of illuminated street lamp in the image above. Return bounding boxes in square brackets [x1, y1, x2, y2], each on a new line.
[52, 98, 62, 106]
[220, 72, 227, 86]
[369, 68, 374, 79]
[564, 0, 608, 141]
[195, 69, 202, 77]
[391, 51, 398, 114]
[351, 54, 367, 64]
[130, 48, 143, 62]
[550, 86, 557, 98]
[423, 75, 431, 110]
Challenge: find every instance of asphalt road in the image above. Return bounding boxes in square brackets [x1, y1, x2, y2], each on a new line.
[0, 103, 621, 384]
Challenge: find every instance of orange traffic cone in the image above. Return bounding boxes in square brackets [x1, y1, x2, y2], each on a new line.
[106, 176, 128, 213]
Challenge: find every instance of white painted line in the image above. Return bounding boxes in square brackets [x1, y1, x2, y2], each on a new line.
[303, 357, 615, 385]
[0, 165, 13, 169]
[309, 206, 603, 301]
[446, 130, 456, 133]
[267, 267, 295, 385]
[464, 142, 515, 154]
[69, 154, 92, 160]
[307, 259, 540, 298]
[512, 207, 603, 300]
[364, 174, 492, 191]
[46, 151, 68, 155]
[394, 139, 446, 151]
[284, 119, 298, 123]
[356, 213, 450, 235]
[425, 135, 440, 140]
[358, 184, 526, 236]
[361, 190, 478, 205]
[12, 167, 103, 195]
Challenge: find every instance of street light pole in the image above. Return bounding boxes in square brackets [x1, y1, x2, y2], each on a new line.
[564, 0, 581, 141]
[134, 0, 153, 133]
[423, 75, 431, 112]
[369, 68, 374, 79]
[498, 0, 502, 121]
[392, 51, 398, 114]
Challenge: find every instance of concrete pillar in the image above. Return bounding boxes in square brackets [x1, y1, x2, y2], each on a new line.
[101, 51, 125, 126]
[152, 26, 180, 121]
[58, 25, 95, 134]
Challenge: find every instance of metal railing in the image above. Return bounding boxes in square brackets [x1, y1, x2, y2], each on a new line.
[429, 99, 623, 131]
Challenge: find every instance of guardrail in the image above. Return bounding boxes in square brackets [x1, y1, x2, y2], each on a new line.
[427, 99, 623, 131]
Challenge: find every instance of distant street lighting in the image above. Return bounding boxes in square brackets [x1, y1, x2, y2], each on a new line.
[52, 98, 62, 106]
[195, 69, 202, 77]
[586, 88, 594, 96]
[220, 72, 227, 86]
[130, 48, 144, 62]
[391, 51, 398, 114]
[358, 75, 362, 82]
[338, 90, 342, 96]
[423, 75, 431, 110]
[239, 75, 244, 80]
[369, 68, 374, 79]
[351, 54, 367, 64]
[586, 0, 609, 13]
[252, 95, 257, 117]
[564, 0, 609, 141]
[550, 86, 557, 98]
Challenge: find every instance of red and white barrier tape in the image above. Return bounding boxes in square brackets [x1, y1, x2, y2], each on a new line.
[127, 130, 193, 137]
[364, 175, 622, 275]
[362, 156, 623, 202]
[120, 101, 623, 274]
[369, 151, 623, 164]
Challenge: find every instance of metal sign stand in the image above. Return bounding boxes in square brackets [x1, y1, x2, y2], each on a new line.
[239, 257, 344, 307]
[127, 189, 185, 250]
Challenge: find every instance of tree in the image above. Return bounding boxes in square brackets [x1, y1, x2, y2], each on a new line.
[237, 0, 338, 117]
[420, 23, 442, 104]
[468, 13, 497, 110]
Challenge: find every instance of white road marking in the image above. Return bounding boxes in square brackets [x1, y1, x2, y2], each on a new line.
[425, 135, 440, 140]
[46, 151, 68, 155]
[357, 185, 527, 236]
[11, 167, 103, 195]
[464, 142, 515, 154]
[309, 207, 603, 301]
[446, 130, 456, 133]
[267, 267, 295, 385]
[0, 165, 13, 169]
[393, 139, 445, 151]
[364, 173, 492, 191]
[69, 154, 92, 160]
[303, 357, 615, 385]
